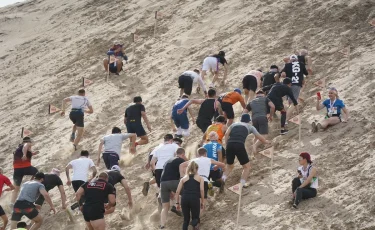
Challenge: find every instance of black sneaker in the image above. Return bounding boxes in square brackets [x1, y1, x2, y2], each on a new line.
[292, 203, 298, 209]
[71, 202, 79, 210]
[142, 182, 150, 196]
[280, 129, 289, 135]
[171, 206, 183, 216]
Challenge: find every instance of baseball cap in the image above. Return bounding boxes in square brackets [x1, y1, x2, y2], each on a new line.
[111, 165, 121, 171]
[299, 152, 312, 164]
[240, 114, 251, 123]
[290, 54, 298, 60]
[234, 88, 242, 95]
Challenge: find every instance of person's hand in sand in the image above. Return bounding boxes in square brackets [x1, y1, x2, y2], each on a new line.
[60, 111, 65, 116]
[61, 202, 67, 210]
[32, 150, 39, 155]
[50, 206, 56, 214]
[66, 180, 71, 186]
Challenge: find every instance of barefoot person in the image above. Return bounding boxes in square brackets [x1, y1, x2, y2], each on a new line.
[61, 88, 94, 150]
[66, 150, 97, 210]
[221, 114, 271, 188]
[10, 172, 56, 230]
[292, 152, 318, 208]
[243, 90, 275, 153]
[103, 42, 128, 75]
[281, 54, 308, 121]
[97, 127, 136, 169]
[0, 168, 15, 230]
[218, 89, 246, 127]
[201, 51, 228, 87]
[312, 87, 349, 132]
[171, 95, 195, 138]
[34, 169, 67, 210]
[178, 69, 207, 97]
[104, 165, 133, 214]
[176, 161, 204, 230]
[267, 78, 298, 135]
[159, 148, 187, 229]
[11, 137, 39, 205]
[124, 96, 152, 147]
[76, 172, 116, 230]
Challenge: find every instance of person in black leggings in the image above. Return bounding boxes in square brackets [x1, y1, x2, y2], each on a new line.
[175, 161, 205, 230]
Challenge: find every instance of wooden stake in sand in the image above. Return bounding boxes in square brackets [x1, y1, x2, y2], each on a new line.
[236, 183, 243, 227]
[82, 77, 93, 87]
[21, 127, 32, 138]
[48, 104, 60, 114]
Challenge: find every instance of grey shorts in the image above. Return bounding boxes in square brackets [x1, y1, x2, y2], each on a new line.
[252, 116, 268, 135]
[288, 85, 301, 103]
[160, 180, 179, 203]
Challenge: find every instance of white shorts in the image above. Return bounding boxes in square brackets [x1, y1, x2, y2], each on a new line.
[202, 57, 218, 72]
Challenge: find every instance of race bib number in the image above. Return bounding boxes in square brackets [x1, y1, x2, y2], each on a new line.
[328, 107, 338, 116]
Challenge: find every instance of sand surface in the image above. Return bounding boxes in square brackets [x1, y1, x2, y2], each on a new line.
[0, 0, 374, 229]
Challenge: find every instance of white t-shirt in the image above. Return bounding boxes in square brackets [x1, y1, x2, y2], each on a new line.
[182, 71, 207, 92]
[102, 133, 132, 156]
[68, 157, 95, 182]
[70, 96, 92, 110]
[149, 143, 164, 156]
[153, 143, 179, 169]
[298, 165, 318, 189]
[192, 157, 211, 182]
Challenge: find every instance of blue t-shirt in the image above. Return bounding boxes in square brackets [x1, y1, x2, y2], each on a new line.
[172, 99, 189, 118]
[322, 99, 345, 116]
[203, 141, 222, 170]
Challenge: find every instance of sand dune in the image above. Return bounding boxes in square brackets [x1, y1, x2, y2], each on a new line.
[0, 0, 374, 229]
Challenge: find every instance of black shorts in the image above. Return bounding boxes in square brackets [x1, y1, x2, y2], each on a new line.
[178, 74, 194, 95]
[155, 169, 163, 188]
[109, 63, 118, 73]
[13, 166, 38, 186]
[226, 142, 249, 165]
[268, 97, 284, 112]
[11, 201, 39, 221]
[209, 170, 222, 182]
[102, 152, 120, 170]
[0, 206, 5, 216]
[72, 180, 85, 192]
[242, 75, 258, 92]
[126, 122, 146, 137]
[82, 205, 104, 222]
[69, 110, 84, 127]
[196, 118, 212, 133]
[221, 102, 235, 119]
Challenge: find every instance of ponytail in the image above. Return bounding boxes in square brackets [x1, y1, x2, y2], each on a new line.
[186, 161, 199, 175]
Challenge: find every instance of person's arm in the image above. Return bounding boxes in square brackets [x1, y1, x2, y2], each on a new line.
[3, 183, 15, 192]
[239, 96, 246, 109]
[40, 188, 56, 214]
[171, 110, 176, 132]
[21, 143, 31, 161]
[187, 107, 195, 124]
[267, 100, 275, 121]
[120, 179, 133, 208]
[215, 100, 223, 115]
[254, 133, 271, 145]
[299, 167, 317, 188]
[90, 166, 97, 180]
[199, 177, 205, 210]
[150, 156, 157, 172]
[60, 97, 71, 116]
[211, 159, 225, 169]
[218, 148, 223, 163]
[58, 185, 67, 209]
[85, 105, 93, 114]
[274, 72, 280, 83]
[223, 63, 229, 79]
[177, 99, 204, 114]
[128, 133, 137, 154]
[306, 56, 313, 75]
[341, 107, 349, 122]
[316, 98, 325, 111]
[65, 164, 72, 185]
[141, 111, 152, 132]
[179, 161, 189, 177]
[224, 127, 232, 148]
[97, 140, 104, 166]
[107, 194, 116, 208]
[175, 178, 185, 211]
[243, 103, 251, 114]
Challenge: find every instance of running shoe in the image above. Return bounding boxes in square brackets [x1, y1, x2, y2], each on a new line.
[142, 182, 149, 196]
[171, 206, 183, 216]
[311, 122, 318, 133]
[219, 180, 225, 194]
[71, 202, 79, 210]
[208, 183, 214, 196]
[292, 203, 298, 209]
[280, 129, 289, 135]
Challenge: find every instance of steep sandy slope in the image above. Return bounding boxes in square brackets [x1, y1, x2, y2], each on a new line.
[0, 0, 374, 229]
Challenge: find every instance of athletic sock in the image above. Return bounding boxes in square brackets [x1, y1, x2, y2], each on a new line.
[222, 175, 227, 182]
[281, 111, 287, 128]
[240, 179, 246, 185]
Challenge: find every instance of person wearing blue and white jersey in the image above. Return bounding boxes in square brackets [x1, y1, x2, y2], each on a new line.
[171, 95, 195, 138]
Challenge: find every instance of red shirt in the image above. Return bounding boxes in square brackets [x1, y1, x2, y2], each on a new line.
[0, 174, 11, 197]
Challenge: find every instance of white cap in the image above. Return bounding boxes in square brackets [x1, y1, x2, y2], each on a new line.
[111, 165, 121, 171]
[290, 55, 298, 60]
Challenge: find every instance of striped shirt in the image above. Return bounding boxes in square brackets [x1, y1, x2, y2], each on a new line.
[246, 96, 269, 119]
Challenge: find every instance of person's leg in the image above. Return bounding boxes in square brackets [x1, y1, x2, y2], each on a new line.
[104, 206, 115, 215]
[211, 71, 219, 85]
[29, 214, 43, 230]
[103, 58, 109, 72]
[85, 221, 94, 230]
[11, 185, 20, 204]
[108, 153, 120, 169]
[74, 126, 84, 147]
[184, 77, 193, 96]
[191, 197, 201, 228]
[291, 177, 301, 194]
[200, 70, 207, 81]
[294, 188, 317, 207]
[280, 109, 287, 129]
[0, 214, 7, 229]
[90, 219, 106, 230]
[241, 162, 251, 184]
[160, 181, 171, 227]
[243, 88, 249, 104]
[181, 198, 190, 230]
[320, 117, 341, 129]
[71, 124, 77, 142]
[10, 221, 18, 229]
[160, 202, 170, 227]
[137, 135, 149, 145]
[116, 60, 123, 73]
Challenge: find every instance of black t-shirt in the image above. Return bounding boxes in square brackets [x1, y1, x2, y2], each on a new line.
[81, 179, 115, 207]
[262, 71, 279, 87]
[267, 83, 298, 106]
[197, 98, 217, 121]
[106, 170, 125, 186]
[160, 157, 185, 182]
[281, 62, 308, 87]
[125, 103, 145, 123]
[42, 174, 63, 191]
[210, 55, 227, 65]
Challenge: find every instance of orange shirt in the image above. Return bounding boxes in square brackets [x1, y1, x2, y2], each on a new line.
[222, 92, 244, 105]
[205, 123, 224, 144]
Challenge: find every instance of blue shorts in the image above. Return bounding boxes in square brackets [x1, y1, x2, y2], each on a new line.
[126, 122, 146, 137]
[173, 115, 189, 129]
[102, 152, 120, 170]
